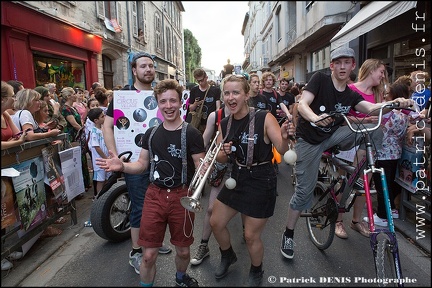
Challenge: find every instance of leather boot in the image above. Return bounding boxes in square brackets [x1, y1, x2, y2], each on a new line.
[248, 269, 264, 286]
[215, 246, 237, 279]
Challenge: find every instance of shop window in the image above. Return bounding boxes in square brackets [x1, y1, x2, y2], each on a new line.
[33, 54, 85, 89]
[103, 55, 114, 89]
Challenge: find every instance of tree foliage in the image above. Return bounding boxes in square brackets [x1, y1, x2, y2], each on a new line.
[184, 29, 201, 84]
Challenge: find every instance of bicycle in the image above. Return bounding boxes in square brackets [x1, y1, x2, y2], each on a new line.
[300, 102, 411, 287]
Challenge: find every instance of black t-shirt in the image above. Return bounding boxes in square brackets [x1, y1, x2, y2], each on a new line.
[261, 89, 280, 118]
[220, 109, 272, 165]
[249, 93, 269, 110]
[141, 124, 205, 187]
[298, 72, 364, 144]
[277, 92, 295, 123]
[188, 85, 221, 125]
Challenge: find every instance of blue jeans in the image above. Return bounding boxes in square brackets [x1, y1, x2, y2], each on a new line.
[124, 170, 150, 228]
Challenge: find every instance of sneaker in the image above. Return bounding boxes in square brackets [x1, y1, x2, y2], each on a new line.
[248, 270, 264, 286]
[392, 209, 399, 219]
[335, 221, 348, 239]
[175, 273, 199, 287]
[159, 245, 172, 254]
[363, 214, 388, 227]
[280, 234, 295, 259]
[129, 251, 142, 274]
[1, 259, 13, 271]
[7, 251, 23, 261]
[190, 244, 210, 265]
[350, 221, 370, 237]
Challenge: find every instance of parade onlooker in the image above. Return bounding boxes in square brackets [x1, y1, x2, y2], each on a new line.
[34, 86, 66, 131]
[61, 86, 91, 193]
[12, 89, 61, 141]
[1, 81, 26, 150]
[73, 87, 88, 125]
[87, 107, 111, 198]
[363, 82, 411, 226]
[209, 75, 294, 286]
[97, 79, 205, 287]
[410, 70, 430, 111]
[94, 87, 109, 114]
[335, 58, 388, 239]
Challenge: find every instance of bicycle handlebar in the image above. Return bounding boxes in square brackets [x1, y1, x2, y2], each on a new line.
[314, 102, 415, 134]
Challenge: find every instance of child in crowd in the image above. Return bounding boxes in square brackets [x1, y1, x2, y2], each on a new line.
[87, 107, 110, 198]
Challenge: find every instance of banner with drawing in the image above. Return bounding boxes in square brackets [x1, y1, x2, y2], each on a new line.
[113, 90, 188, 162]
[11, 156, 47, 231]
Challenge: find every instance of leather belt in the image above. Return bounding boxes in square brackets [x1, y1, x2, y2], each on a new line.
[152, 183, 186, 193]
[235, 160, 270, 168]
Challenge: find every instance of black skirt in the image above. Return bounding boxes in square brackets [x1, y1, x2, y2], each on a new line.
[217, 162, 277, 218]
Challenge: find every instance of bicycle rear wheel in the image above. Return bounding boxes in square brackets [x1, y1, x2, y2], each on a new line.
[306, 181, 337, 250]
[375, 237, 400, 287]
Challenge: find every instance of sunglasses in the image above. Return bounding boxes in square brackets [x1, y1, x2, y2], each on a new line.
[132, 52, 155, 63]
[225, 74, 249, 81]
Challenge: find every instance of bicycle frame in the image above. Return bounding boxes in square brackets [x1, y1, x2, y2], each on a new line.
[304, 102, 408, 286]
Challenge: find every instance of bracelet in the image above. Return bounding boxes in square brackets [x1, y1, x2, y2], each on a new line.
[120, 161, 125, 173]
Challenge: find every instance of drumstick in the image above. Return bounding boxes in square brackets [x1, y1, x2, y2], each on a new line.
[279, 102, 291, 118]
[279, 103, 295, 140]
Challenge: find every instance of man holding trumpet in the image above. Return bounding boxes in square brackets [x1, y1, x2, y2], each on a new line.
[97, 79, 205, 287]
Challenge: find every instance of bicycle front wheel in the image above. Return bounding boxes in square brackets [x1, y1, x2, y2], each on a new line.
[306, 181, 337, 250]
[375, 237, 400, 287]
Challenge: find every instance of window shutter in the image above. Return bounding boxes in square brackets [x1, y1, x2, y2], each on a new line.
[116, 2, 123, 28]
[132, 2, 138, 37]
[96, 1, 105, 20]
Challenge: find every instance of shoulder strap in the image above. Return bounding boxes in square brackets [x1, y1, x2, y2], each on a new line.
[148, 125, 160, 182]
[18, 110, 24, 130]
[180, 122, 188, 184]
[246, 108, 256, 167]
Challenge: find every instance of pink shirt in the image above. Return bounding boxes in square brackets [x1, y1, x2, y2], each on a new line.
[347, 83, 375, 118]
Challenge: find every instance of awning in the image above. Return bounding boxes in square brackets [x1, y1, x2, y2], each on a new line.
[330, 1, 417, 50]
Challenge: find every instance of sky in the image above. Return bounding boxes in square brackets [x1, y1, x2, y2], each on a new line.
[182, 1, 249, 74]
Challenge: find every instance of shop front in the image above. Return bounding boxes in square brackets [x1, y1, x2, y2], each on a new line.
[1, 2, 102, 91]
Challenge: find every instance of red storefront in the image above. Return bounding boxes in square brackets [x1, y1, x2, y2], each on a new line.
[1, 2, 102, 90]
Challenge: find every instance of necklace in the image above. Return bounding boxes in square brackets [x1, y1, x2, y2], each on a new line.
[165, 120, 183, 131]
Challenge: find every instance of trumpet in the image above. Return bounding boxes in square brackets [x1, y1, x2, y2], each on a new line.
[181, 131, 222, 212]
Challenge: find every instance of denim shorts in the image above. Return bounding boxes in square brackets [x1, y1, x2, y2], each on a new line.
[137, 183, 195, 248]
[124, 170, 150, 228]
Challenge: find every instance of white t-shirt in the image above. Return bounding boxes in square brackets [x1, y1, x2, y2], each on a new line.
[12, 110, 38, 131]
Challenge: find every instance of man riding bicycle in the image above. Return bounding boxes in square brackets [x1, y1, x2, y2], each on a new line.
[280, 46, 414, 260]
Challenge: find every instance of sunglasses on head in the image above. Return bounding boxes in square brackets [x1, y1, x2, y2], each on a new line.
[132, 52, 155, 63]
